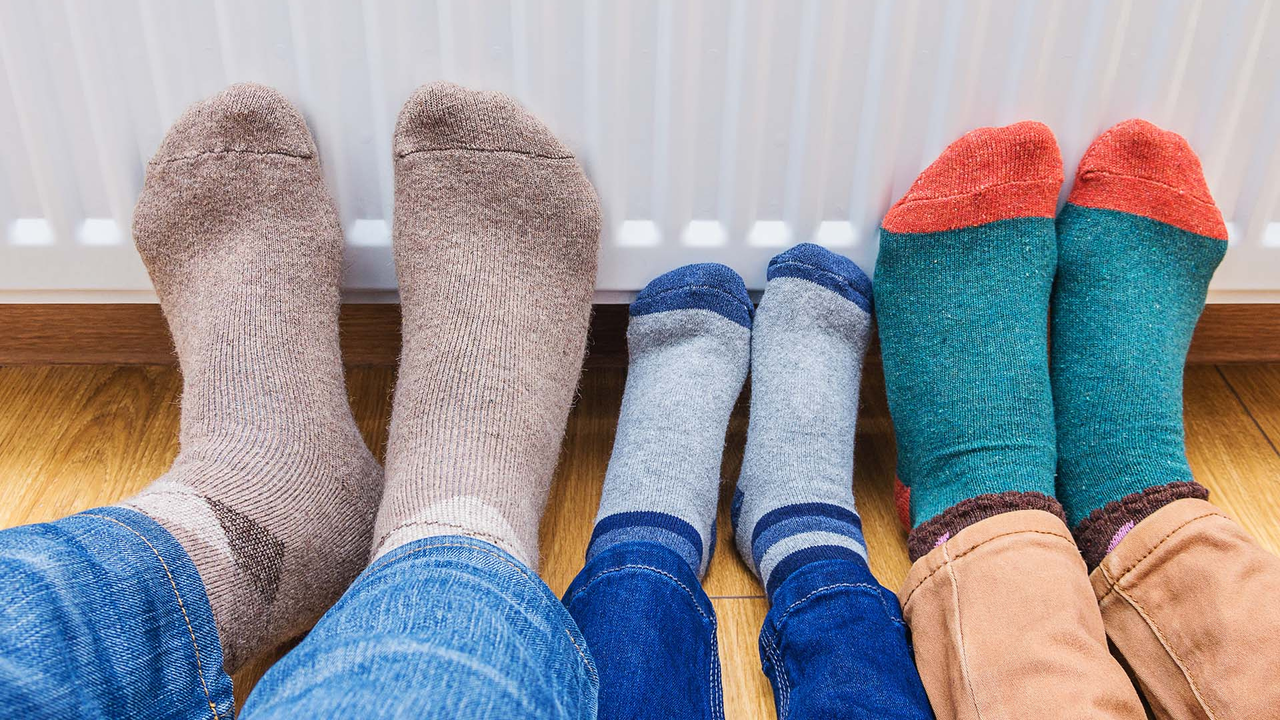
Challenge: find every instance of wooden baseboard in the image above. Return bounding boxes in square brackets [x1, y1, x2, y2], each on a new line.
[1, 303, 1277, 366]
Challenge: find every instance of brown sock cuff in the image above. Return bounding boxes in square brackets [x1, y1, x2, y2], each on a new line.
[1073, 481, 1209, 569]
[908, 491, 1067, 561]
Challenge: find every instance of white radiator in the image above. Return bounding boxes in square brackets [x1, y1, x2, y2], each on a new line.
[1, 0, 1278, 302]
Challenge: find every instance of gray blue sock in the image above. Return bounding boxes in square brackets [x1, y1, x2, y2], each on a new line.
[733, 244, 872, 600]
[587, 263, 752, 577]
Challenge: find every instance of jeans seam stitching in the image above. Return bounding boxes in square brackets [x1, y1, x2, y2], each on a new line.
[563, 564, 711, 622]
[708, 612, 725, 720]
[562, 628, 593, 673]
[760, 630, 791, 717]
[772, 582, 905, 635]
[78, 513, 223, 720]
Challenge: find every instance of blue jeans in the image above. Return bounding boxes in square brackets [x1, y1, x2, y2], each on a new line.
[565, 540, 934, 719]
[0, 509, 929, 718]
[0, 508, 596, 719]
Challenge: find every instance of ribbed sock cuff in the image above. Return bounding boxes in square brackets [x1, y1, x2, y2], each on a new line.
[1072, 481, 1209, 569]
[908, 491, 1066, 561]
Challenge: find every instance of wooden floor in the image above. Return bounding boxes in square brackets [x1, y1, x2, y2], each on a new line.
[2, 363, 1279, 718]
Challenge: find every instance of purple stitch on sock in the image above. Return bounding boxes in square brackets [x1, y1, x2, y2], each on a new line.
[934, 532, 950, 548]
[1106, 521, 1136, 555]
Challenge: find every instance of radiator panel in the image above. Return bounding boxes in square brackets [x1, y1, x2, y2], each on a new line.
[1, 0, 1277, 300]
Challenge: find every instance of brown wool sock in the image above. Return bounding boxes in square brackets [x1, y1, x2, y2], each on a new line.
[372, 83, 601, 569]
[121, 83, 384, 672]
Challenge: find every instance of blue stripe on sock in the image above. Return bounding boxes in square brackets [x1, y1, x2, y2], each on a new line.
[751, 502, 863, 547]
[764, 545, 869, 599]
[766, 243, 872, 313]
[586, 525, 702, 572]
[587, 511, 705, 571]
[630, 263, 754, 328]
[750, 513, 867, 569]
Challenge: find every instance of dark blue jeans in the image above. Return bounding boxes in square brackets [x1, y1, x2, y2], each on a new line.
[565, 541, 933, 719]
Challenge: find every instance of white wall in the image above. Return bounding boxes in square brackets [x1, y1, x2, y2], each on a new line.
[1, 0, 1278, 302]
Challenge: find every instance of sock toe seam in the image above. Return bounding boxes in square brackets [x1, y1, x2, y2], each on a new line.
[771, 581, 905, 634]
[891, 176, 1062, 209]
[633, 284, 754, 315]
[395, 145, 575, 162]
[152, 148, 314, 166]
[767, 259, 870, 300]
[1074, 169, 1218, 208]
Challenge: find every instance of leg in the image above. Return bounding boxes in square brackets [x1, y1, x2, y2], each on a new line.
[242, 537, 596, 718]
[565, 263, 752, 719]
[123, 83, 384, 672]
[0, 509, 234, 718]
[875, 124, 1146, 717]
[372, 82, 599, 569]
[1056, 120, 1280, 718]
[735, 245, 932, 719]
[244, 83, 602, 717]
[1, 83, 380, 717]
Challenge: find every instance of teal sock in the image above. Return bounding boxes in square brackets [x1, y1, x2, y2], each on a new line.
[1052, 120, 1227, 567]
[874, 122, 1066, 560]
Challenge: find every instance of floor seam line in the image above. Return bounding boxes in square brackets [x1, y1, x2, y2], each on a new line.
[1214, 365, 1280, 461]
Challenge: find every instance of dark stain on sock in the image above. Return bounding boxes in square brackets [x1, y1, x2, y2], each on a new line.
[205, 497, 286, 604]
[1073, 481, 1209, 570]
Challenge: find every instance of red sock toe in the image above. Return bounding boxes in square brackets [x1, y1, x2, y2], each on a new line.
[881, 121, 1063, 234]
[1067, 119, 1227, 240]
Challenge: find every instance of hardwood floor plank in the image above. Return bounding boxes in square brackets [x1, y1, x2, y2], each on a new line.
[3, 363, 1279, 719]
[0, 366, 180, 528]
[345, 366, 396, 463]
[1183, 365, 1280, 555]
[713, 597, 775, 720]
[1217, 364, 1280, 455]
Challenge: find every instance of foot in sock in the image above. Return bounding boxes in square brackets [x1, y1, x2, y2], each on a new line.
[122, 84, 384, 671]
[1053, 120, 1227, 567]
[733, 244, 874, 599]
[373, 83, 601, 569]
[587, 264, 752, 577]
[874, 122, 1065, 560]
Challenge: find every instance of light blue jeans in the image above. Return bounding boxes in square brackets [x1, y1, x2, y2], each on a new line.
[0, 508, 597, 719]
